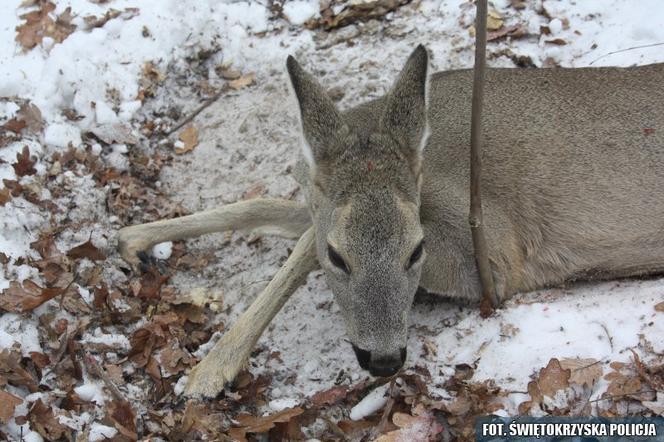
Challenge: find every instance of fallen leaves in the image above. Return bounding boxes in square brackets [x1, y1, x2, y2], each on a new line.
[83, 7, 139, 29]
[0, 280, 62, 313]
[559, 357, 603, 388]
[0, 390, 23, 424]
[305, 0, 411, 30]
[28, 399, 69, 440]
[228, 73, 255, 90]
[518, 358, 571, 415]
[175, 125, 198, 154]
[13, 146, 37, 177]
[106, 399, 138, 440]
[655, 301, 664, 312]
[229, 407, 304, 441]
[67, 239, 106, 261]
[487, 8, 504, 31]
[375, 404, 444, 442]
[16, 1, 76, 51]
[537, 358, 571, 398]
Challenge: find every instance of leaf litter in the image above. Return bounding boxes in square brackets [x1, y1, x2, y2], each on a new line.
[1, 0, 663, 440]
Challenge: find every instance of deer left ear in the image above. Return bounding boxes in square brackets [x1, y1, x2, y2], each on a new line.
[380, 45, 430, 156]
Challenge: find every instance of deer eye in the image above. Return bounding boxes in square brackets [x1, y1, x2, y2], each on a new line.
[328, 245, 349, 274]
[407, 240, 424, 269]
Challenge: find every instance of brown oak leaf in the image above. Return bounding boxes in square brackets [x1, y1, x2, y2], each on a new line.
[13, 146, 37, 177]
[66, 239, 106, 261]
[0, 280, 62, 313]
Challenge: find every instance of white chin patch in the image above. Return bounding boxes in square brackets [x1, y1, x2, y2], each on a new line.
[301, 137, 315, 166]
[418, 121, 431, 153]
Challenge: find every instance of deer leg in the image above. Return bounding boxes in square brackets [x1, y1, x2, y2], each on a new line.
[184, 227, 318, 398]
[117, 199, 310, 266]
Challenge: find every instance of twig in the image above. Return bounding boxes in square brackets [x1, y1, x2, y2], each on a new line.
[84, 352, 127, 403]
[596, 322, 614, 352]
[589, 42, 664, 65]
[588, 390, 656, 403]
[469, 0, 500, 309]
[166, 86, 228, 136]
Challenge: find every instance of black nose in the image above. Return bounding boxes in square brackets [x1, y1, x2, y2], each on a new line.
[352, 345, 407, 377]
[352, 345, 371, 370]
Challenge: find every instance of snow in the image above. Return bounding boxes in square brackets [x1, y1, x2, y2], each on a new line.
[350, 383, 390, 421]
[283, 1, 320, 26]
[88, 423, 118, 442]
[1, 0, 664, 439]
[269, 397, 301, 412]
[74, 382, 106, 405]
[152, 241, 173, 260]
[0, 313, 42, 356]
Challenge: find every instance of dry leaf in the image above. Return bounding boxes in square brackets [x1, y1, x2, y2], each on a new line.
[136, 267, 170, 300]
[2, 119, 27, 134]
[655, 301, 664, 312]
[545, 38, 567, 45]
[0, 188, 11, 206]
[107, 399, 137, 440]
[538, 358, 571, 398]
[487, 9, 504, 31]
[83, 7, 139, 29]
[176, 125, 198, 154]
[233, 407, 304, 438]
[16, 2, 76, 51]
[559, 358, 603, 387]
[0, 280, 62, 313]
[28, 399, 68, 440]
[0, 390, 23, 424]
[228, 73, 255, 90]
[488, 24, 525, 41]
[310, 385, 349, 407]
[375, 405, 443, 442]
[67, 239, 106, 261]
[17, 102, 44, 133]
[13, 146, 37, 177]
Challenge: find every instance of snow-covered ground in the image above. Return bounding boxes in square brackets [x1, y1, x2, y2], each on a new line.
[1, 0, 664, 440]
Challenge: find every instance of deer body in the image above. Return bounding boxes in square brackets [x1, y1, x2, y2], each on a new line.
[119, 48, 664, 396]
[418, 64, 664, 302]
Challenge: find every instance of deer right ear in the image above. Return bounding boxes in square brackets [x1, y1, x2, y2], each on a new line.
[287, 56, 346, 167]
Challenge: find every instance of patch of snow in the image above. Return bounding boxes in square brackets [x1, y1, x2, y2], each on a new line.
[173, 375, 188, 396]
[0, 314, 42, 356]
[44, 122, 82, 148]
[74, 382, 106, 405]
[283, 1, 320, 26]
[152, 241, 173, 260]
[349, 384, 389, 421]
[268, 397, 301, 412]
[88, 423, 118, 442]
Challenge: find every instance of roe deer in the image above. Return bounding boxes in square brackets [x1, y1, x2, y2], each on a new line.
[118, 45, 664, 398]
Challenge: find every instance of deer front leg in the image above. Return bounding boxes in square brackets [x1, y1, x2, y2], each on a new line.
[184, 227, 318, 398]
[117, 199, 310, 266]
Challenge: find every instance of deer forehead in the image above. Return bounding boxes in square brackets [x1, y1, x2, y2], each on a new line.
[327, 194, 422, 259]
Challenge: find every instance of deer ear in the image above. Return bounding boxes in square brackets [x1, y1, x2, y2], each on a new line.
[380, 45, 430, 155]
[287, 56, 346, 167]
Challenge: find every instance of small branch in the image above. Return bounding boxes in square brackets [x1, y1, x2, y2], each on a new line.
[167, 87, 228, 136]
[469, 0, 500, 309]
[84, 353, 127, 403]
[589, 42, 664, 65]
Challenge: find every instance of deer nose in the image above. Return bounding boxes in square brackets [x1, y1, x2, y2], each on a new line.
[352, 345, 407, 377]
